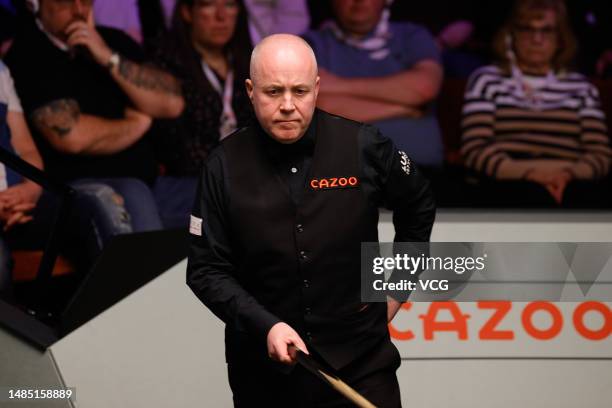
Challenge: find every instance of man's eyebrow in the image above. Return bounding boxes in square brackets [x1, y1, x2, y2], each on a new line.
[259, 83, 312, 90]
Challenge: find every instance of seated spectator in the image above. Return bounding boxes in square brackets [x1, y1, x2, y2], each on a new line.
[0, 61, 43, 295]
[303, 0, 444, 169]
[244, 0, 309, 44]
[5, 0, 185, 250]
[461, 0, 612, 207]
[150, 0, 253, 176]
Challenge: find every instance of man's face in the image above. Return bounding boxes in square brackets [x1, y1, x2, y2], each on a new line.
[39, 0, 93, 41]
[332, 0, 386, 36]
[246, 49, 319, 144]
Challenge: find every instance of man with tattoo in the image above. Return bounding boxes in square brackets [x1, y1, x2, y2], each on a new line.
[5, 0, 189, 257]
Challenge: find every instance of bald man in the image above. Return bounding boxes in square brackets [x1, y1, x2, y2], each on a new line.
[187, 34, 436, 407]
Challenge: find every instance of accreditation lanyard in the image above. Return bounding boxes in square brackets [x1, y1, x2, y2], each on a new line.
[510, 65, 556, 111]
[201, 60, 237, 139]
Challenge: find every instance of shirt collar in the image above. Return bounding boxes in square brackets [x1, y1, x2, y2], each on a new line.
[35, 18, 69, 52]
[258, 111, 318, 161]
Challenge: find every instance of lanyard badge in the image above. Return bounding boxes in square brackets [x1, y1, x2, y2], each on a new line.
[201, 60, 237, 139]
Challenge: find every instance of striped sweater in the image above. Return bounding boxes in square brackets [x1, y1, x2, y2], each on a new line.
[461, 65, 612, 180]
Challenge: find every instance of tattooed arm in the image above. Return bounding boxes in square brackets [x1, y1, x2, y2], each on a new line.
[31, 99, 152, 155]
[64, 13, 184, 118]
[109, 58, 185, 118]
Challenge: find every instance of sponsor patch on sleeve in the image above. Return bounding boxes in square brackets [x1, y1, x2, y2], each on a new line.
[398, 151, 411, 175]
[189, 215, 203, 236]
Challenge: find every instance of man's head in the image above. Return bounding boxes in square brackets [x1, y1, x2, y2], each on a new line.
[246, 34, 319, 144]
[332, 0, 386, 37]
[36, 0, 93, 42]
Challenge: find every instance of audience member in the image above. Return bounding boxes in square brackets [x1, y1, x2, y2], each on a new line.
[5, 0, 185, 250]
[150, 0, 253, 177]
[461, 0, 612, 207]
[0, 61, 43, 295]
[303, 0, 444, 169]
[243, 0, 309, 44]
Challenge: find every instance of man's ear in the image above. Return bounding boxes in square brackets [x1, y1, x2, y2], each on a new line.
[245, 79, 254, 100]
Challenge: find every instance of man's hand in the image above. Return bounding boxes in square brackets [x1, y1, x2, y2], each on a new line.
[0, 182, 42, 210]
[65, 10, 113, 66]
[266, 322, 309, 365]
[0, 202, 35, 232]
[0, 182, 41, 231]
[525, 168, 573, 204]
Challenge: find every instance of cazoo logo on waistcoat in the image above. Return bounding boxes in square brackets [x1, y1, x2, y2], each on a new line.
[310, 176, 359, 190]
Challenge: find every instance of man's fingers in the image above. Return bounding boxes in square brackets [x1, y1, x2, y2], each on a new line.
[19, 216, 33, 225]
[0, 198, 16, 210]
[268, 341, 290, 363]
[274, 341, 293, 364]
[266, 322, 308, 364]
[10, 202, 35, 213]
[65, 21, 88, 40]
[4, 211, 25, 231]
[6, 214, 33, 230]
[291, 337, 309, 355]
[284, 338, 309, 364]
[66, 33, 90, 48]
[288, 344, 298, 361]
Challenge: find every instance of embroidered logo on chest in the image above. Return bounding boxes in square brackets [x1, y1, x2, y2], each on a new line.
[310, 176, 359, 190]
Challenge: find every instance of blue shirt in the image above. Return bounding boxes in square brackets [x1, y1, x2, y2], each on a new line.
[304, 22, 444, 167]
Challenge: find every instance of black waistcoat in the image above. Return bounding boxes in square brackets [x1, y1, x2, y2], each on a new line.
[223, 111, 388, 370]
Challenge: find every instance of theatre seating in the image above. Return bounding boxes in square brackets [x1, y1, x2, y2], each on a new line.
[12, 251, 74, 282]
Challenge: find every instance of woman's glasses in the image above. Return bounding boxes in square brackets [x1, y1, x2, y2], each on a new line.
[513, 24, 557, 41]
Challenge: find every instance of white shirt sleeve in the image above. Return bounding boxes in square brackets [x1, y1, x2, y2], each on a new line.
[0, 61, 23, 113]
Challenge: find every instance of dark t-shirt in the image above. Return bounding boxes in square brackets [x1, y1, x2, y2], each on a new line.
[5, 20, 157, 184]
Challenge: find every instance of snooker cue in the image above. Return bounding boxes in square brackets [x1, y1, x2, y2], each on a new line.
[289, 345, 377, 408]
